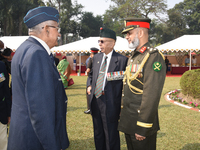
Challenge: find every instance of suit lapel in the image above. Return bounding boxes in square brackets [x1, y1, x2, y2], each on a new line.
[105, 51, 118, 86]
[94, 53, 103, 81]
[108, 50, 118, 72]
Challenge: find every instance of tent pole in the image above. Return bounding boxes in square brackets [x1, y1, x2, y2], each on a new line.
[189, 50, 191, 70]
[79, 52, 81, 76]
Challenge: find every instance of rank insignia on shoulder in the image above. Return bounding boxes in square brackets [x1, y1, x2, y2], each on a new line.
[153, 62, 162, 72]
[139, 46, 147, 53]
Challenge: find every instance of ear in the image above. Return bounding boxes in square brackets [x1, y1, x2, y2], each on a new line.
[138, 29, 144, 39]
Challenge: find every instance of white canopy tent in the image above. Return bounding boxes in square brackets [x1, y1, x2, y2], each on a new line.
[0, 36, 132, 74]
[51, 36, 132, 73]
[156, 35, 200, 70]
[0, 36, 29, 51]
[51, 36, 131, 53]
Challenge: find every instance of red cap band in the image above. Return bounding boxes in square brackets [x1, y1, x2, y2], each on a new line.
[91, 50, 98, 53]
[126, 21, 150, 29]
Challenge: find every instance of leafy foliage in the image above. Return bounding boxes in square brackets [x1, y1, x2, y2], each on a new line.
[180, 69, 200, 99]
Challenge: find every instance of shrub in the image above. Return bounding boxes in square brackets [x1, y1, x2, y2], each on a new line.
[180, 69, 200, 99]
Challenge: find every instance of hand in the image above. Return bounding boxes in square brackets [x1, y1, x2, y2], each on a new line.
[87, 86, 92, 95]
[135, 133, 146, 141]
[7, 117, 11, 124]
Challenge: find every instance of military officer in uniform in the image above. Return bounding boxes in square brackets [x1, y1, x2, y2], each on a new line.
[118, 18, 166, 150]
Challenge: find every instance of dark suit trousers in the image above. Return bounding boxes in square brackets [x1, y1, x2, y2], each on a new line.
[91, 94, 120, 150]
[125, 132, 157, 150]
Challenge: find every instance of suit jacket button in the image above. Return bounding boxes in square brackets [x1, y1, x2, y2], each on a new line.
[138, 110, 140, 113]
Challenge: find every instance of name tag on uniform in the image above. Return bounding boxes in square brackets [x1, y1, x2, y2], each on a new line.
[107, 71, 125, 81]
[0, 73, 5, 83]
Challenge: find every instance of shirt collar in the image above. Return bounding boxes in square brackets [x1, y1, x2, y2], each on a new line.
[30, 35, 51, 55]
[103, 49, 113, 59]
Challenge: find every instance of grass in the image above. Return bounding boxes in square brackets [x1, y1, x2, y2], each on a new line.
[66, 76, 200, 150]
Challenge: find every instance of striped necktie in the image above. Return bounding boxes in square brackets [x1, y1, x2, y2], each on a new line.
[94, 56, 108, 98]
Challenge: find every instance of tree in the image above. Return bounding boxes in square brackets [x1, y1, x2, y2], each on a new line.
[79, 12, 103, 38]
[103, 0, 167, 36]
[173, 0, 200, 34]
[0, 0, 44, 36]
[167, 8, 187, 38]
[46, 0, 83, 44]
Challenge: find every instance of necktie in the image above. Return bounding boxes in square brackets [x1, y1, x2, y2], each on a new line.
[94, 56, 108, 98]
[50, 53, 55, 65]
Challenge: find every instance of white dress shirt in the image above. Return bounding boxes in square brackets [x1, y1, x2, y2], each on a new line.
[100, 50, 113, 91]
[31, 35, 52, 56]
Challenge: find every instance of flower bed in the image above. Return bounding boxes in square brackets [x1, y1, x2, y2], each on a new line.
[169, 89, 200, 110]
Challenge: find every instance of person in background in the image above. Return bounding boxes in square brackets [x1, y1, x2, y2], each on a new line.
[53, 53, 60, 66]
[57, 56, 72, 89]
[165, 56, 169, 73]
[7, 6, 69, 150]
[0, 47, 13, 96]
[87, 27, 128, 150]
[192, 55, 197, 66]
[84, 47, 99, 114]
[118, 18, 166, 150]
[185, 55, 190, 66]
[0, 61, 12, 150]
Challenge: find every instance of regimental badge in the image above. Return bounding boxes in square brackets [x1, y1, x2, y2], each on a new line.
[0, 73, 5, 83]
[153, 62, 162, 72]
[107, 71, 125, 81]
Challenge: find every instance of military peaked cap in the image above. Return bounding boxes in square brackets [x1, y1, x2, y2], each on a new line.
[122, 18, 151, 34]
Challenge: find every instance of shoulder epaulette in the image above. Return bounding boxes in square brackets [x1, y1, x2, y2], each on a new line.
[149, 47, 158, 54]
[148, 47, 165, 60]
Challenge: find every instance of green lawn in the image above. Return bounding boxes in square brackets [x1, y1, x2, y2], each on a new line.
[66, 76, 200, 150]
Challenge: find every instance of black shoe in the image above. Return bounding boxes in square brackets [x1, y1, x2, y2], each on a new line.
[84, 109, 90, 114]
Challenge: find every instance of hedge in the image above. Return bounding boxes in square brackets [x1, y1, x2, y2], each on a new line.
[180, 69, 200, 99]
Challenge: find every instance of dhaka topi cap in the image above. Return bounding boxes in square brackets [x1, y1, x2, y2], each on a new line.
[90, 47, 99, 53]
[24, 6, 59, 28]
[2, 48, 12, 56]
[122, 18, 151, 34]
[100, 27, 116, 41]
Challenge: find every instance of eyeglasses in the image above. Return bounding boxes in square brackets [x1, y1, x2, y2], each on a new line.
[42, 25, 61, 33]
[98, 40, 112, 43]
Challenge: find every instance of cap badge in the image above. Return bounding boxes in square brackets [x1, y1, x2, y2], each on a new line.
[153, 62, 162, 72]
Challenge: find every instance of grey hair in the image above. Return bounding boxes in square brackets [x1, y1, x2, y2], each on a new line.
[28, 20, 56, 35]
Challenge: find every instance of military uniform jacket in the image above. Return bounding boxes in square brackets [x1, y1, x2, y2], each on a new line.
[118, 43, 166, 137]
[8, 37, 69, 150]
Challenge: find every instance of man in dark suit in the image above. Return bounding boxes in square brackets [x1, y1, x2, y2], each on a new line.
[87, 27, 128, 150]
[7, 6, 69, 150]
[118, 18, 166, 150]
[0, 61, 11, 150]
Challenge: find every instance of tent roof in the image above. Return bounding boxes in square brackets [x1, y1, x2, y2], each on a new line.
[0, 36, 132, 53]
[51, 36, 132, 53]
[0, 36, 29, 51]
[156, 35, 200, 52]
